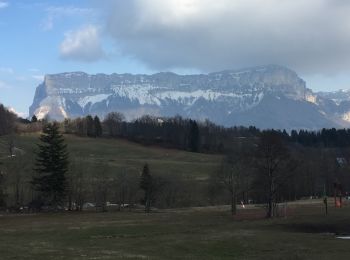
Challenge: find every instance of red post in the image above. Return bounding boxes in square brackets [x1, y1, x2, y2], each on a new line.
[334, 182, 337, 208]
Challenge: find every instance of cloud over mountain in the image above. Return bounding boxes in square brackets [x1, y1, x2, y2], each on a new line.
[60, 25, 105, 62]
[99, 0, 350, 75]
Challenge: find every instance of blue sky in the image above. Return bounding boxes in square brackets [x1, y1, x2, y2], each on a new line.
[0, 0, 153, 116]
[1, 0, 350, 117]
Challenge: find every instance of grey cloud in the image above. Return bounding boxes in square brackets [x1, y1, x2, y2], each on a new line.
[100, 0, 350, 74]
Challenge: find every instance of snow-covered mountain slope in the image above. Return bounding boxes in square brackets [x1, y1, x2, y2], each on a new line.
[29, 65, 350, 130]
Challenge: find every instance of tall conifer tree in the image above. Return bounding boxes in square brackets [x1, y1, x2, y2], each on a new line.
[86, 115, 95, 137]
[189, 120, 200, 152]
[32, 122, 69, 209]
[94, 116, 102, 137]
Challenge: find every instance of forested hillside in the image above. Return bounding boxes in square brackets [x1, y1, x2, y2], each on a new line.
[1, 105, 350, 216]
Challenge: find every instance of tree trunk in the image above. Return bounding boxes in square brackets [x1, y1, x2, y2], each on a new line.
[145, 190, 151, 213]
[68, 194, 72, 211]
[145, 198, 151, 213]
[267, 170, 274, 218]
[231, 191, 237, 215]
[267, 198, 273, 218]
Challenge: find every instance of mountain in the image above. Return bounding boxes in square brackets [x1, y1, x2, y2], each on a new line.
[29, 65, 350, 130]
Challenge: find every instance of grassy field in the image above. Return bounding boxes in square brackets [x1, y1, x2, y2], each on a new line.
[0, 134, 222, 180]
[0, 200, 350, 259]
[1, 135, 350, 259]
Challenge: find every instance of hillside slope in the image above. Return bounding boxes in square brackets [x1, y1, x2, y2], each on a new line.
[0, 134, 222, 180]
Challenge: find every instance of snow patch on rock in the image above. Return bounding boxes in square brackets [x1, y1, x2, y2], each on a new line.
[78, 94, 110, 108]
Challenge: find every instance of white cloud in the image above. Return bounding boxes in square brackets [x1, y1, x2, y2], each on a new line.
[32, 75, 44, 81]
[28, 68, 40, 72]
[101, 0, 350, 74]
[0, 80, 11, 89]
[0, 1, 8, 9]
[8, 107, 27, 118]
[60, 25, 105, 62]
[42, 6, 93, 31]
[15, 76, 27, 81]
[0, 67, 14, 74]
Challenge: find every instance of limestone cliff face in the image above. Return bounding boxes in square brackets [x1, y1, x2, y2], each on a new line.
[29, 65, 348, 129]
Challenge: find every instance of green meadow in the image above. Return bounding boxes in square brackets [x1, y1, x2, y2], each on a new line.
[0, 200, 349, 259]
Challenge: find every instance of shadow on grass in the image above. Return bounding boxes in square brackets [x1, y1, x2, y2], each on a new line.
[282, 222, 350, 235]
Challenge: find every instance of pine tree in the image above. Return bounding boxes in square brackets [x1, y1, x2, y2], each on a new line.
[32, 122, 69, 210]
[86, 115, 95, 137]
[140, 163, 153, 213]
[189, 120, 200, 152]
[94, 116, 102, 137]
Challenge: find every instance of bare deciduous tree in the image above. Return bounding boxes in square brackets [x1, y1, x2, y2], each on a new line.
[67, 160, 87, 211]
[103, 112, 125, 137]
[91, 162, 110, 212]
[218, 142, 253, 215]
[256, 131, 296, 218]
[114, 170, 139, 211]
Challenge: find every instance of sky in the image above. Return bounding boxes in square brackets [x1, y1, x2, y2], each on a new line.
[1, 0, 350, 117]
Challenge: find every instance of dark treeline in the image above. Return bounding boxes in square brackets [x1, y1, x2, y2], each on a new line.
[2, 102, 350, 151]
[63, 112, 260, 153]
[290, 128, 350, 147]
[0, 104, 16, 136]
[62, 112, 350, 152]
